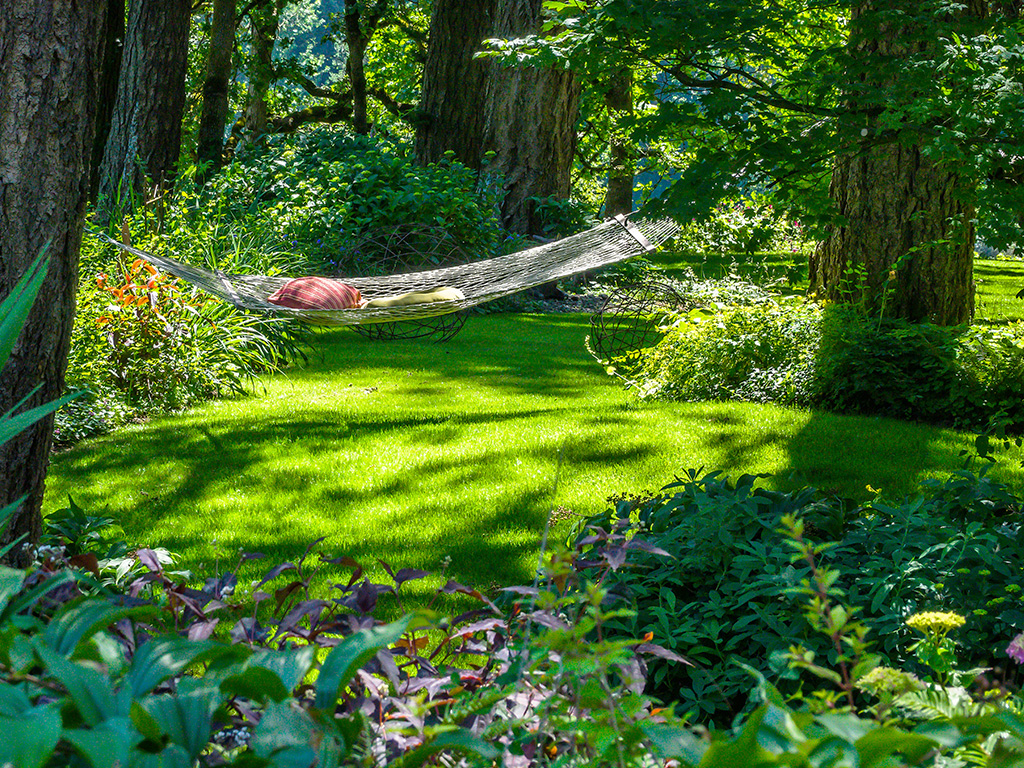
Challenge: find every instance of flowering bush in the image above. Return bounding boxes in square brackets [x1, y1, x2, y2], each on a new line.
[62, 245, 306, 438]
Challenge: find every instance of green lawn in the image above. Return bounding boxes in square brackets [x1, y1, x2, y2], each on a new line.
[44, 302, 1024, 602]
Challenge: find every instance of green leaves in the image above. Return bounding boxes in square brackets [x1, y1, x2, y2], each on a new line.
[314, 616, 410, 710]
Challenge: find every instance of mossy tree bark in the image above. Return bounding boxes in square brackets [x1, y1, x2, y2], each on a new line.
[244, 0, 285, 141]
[481, 0, 580, 236]
[344, 0, 388, 135]
[0, 0, 107, 564]
[89, 0, 125, 201]
[603, 67, 635, 218]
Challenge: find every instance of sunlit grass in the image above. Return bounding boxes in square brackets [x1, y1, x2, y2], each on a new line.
[44, 310, 1024, 606]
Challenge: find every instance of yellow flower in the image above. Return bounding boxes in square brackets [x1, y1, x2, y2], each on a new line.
[905, 611, 966, 636]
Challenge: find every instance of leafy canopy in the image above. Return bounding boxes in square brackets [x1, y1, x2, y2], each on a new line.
[503, 1, 1024, 245]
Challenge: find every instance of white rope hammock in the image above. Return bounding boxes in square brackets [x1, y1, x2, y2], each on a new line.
[94, 215, 679, 326]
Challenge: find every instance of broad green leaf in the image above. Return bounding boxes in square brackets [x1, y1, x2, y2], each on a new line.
[64, 717, 138, 768]
[697, 706, 774, 768]
[221, 664, 290, 702]
[0, 389, 82, 446]
[0, 251, 48, 371]
[141, 691, 218, 761]
[247, 646, 316, 694]
[641, 722, 707, 766]
[856, 727, 940, 768]
[124, 637, 221, 698]
[0, 564, 27, 615]
[314, 616, 410, 710]
[36, 642, 127, 727]
[815, 712, 876, 743]
[251, 700, 318, 764]
[131, 743, 194, 768]
[0, 705, 61, 768]
[3, 570, 74, 623]
[0, 682, 34, 716]
[43, 600, 147, 658]
[397, 729, 501, 767]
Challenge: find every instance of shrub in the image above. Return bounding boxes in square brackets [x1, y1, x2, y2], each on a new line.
[62, 244, 307, 431]
[575, 468, 1024, 725]
[630, 296, 821, 405]
[675, 194, 810, 256]
[628, 290, 1024, 431]
[181, 129, 505, 274]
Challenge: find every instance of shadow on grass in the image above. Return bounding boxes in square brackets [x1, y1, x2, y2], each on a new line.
[47, 312, 1021, 604]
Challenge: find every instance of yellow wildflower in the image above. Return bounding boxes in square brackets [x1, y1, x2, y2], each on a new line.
[905, 611, 966, 636]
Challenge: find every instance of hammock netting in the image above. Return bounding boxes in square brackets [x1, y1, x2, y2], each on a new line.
[95, 215, 679, 327]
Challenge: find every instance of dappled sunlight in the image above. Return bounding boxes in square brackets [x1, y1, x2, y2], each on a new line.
[45, 314, 1024, 594]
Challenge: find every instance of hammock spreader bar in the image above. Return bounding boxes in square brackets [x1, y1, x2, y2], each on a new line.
[93, 215, 679, 327]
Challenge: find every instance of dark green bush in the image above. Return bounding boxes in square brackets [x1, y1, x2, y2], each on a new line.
[629, 289, 1024, 431]
[185, 129, 504, 274]
[577, 468, 1024, 724]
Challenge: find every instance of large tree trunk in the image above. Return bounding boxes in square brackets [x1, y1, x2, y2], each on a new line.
[196, 0, 236, 179]
[811, 144, 976, 325]
[90, 0, 125, 201]
[809, 1, 983, 325]
[603, 68, 635, 218]
[0, 0, 107, 565]
[415, 0, 497, 169]
[96, 0, 190, 220]
[481, 0, 580, 236]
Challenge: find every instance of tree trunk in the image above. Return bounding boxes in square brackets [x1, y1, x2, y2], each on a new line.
[96, 0, 190, 220]
[90, 0, 125, 201]
[344, 0, 388, 136]
[415, 0, 497, 169]
[196, 0, 236, 179]
[603, 67, 634, 217]
[811, 143, 976, 325]
[482, 0, 580, 236]
[809, 1, 983, 325]
[0, 0, 107, 565]
[243, 0, 284, 140]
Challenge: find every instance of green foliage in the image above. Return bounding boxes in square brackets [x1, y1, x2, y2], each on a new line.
[675, 195, 811, 257]
[817, 309, 1024, 430]
[64, 245, 303, 426]
[187, 130, 504, 274]
[631, 294, 822, 405]
[629, 290, 1024, 431]
[516, 1, 1024, 253]
[575, 468, 1024, 725]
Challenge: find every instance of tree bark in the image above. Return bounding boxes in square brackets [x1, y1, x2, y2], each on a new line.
[243, 0, 284, 141]
[481, 0, 580, 236]
[96, 0, 190, 220]
[0, 0, 107, 564]
[415, 0, 497, 169]
[90, 0, 125, 201]
[196, 0, 236, 179]
[809, 1, 984, 325]
[603, 67, 634, 217]
[344, 0, 388, 136]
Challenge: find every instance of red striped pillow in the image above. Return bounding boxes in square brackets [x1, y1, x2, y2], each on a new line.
[267, 277, 362, 310]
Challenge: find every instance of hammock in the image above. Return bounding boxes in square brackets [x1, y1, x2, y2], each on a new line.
[93, 215, 679, 326]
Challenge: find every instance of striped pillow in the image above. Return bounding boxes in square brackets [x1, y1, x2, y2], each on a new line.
[267, 277, 362, 310]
